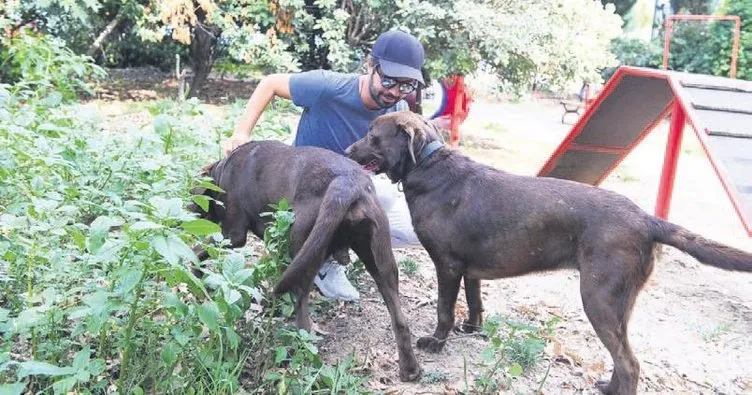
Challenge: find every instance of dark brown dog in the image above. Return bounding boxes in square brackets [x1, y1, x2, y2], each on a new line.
[189, 140, 421, 382]
[345, 111, 752, 395]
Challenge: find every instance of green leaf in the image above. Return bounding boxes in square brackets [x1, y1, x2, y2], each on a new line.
[181, 219, 220, 236]
[225, 327, 241, 350]
[89, 216, 124, 233]
[195, 180, 225, 193]
[72, 347, 90, 370]
[69, 228, 86, 250]
[0, 383, 25, 395]
[224, 288, 241, 305]
[161, 342, 180, 365]
[151, 235, 197, 265]
[275, 347, 287, 363]
[130, 221, 164, 232]
[508, 362, 523, 377]
[191, 195, 210, 212]
[52, 377, 78, 394]
[149, 197, 186, 219]
[115, 268, 143, 296]
[17, 361, 75, 378]
[303, 342, 318, 356]
[89, 359, 105, 376]
[164, 292, 188, 316]
[153, 114, 172, 135]
[196, 301, 220, 332]
[233, 268, 254, 284]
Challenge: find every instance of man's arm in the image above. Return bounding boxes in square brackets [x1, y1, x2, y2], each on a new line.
[222, 74, 292, 155]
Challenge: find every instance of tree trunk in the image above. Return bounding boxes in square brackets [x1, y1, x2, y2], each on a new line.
[87, 10, 125, 58]
[187, 7, 221, 98]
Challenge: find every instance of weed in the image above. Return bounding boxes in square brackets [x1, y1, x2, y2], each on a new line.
[702, 321, 733, 342]
[470, 314, 557, 394]
[422, 369, 450, 383]
[399, 258, 418, 277]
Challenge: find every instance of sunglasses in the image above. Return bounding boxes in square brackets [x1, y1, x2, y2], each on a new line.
[375, 67, 419, 94]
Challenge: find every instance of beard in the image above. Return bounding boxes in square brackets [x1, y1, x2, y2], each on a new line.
[368, 72, 401, 109]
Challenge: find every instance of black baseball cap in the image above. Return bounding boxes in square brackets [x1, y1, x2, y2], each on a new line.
[371, 30, 425, 85]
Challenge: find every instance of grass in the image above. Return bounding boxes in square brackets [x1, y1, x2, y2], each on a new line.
[399, 258, 418, 277]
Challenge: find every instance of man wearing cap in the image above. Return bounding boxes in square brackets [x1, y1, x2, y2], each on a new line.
[222, 30, 426, 301]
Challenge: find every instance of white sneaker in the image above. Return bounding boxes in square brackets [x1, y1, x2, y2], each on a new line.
[314, 261, 360, 301]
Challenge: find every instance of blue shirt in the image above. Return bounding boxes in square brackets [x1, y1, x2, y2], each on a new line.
[289, 70, 408, 155]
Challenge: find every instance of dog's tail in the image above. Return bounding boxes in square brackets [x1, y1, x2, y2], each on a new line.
[274, 176, 361, 295]
[648, 216, 752, 272]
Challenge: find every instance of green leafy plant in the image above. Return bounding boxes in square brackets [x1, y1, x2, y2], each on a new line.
[399, 258, 418, 277]
[0, 32, 106, 102]
[0, 45, 365, 393]
[471, 314, 558, 394]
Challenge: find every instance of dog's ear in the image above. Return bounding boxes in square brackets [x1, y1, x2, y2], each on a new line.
[396, 114, 427, 164]
[189, 162, 217, 196]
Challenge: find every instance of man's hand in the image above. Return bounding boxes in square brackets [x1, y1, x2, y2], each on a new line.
[222, 133, 250, 156]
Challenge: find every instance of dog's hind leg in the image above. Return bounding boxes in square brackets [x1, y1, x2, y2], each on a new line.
[459, 277, 483, 333]
[579, 246, 652, 395]
[417, 257, 463, 353]
[350, 220, 421, 382]
[284, 202, 320, 332]
[275, 178, 359, 296]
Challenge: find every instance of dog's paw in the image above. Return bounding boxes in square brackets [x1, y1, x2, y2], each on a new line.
[399, 364, 422, 382]
[595, 379, 615, 394]
[417, 336, 445, 353]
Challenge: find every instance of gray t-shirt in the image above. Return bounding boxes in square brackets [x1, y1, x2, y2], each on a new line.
[289, 70, 408, 155]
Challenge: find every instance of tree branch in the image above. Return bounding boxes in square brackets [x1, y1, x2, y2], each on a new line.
[87, 10, 125, 57]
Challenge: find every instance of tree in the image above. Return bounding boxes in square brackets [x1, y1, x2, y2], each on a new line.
[706, 0, 751, 79]
[138, 0, 300, 97]
[279, 0, 623, 94]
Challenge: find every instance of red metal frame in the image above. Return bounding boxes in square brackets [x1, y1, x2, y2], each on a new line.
[662, 14, 742, 79]
[655, 100, 686, 218]
[449, 76, 466, 146]
[538, 66, 752, 237]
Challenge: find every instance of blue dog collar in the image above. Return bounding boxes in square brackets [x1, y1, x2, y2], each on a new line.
[417, 140, 444, 164]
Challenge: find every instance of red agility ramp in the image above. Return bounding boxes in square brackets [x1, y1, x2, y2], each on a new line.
[538, 66, 752, 236]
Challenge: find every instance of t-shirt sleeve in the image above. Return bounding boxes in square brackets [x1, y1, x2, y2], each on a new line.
[289, 70, 331, 108]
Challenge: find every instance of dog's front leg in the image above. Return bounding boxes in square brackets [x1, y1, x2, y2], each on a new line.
[418, 266, 462, 353]
[459, 277, 483, 333]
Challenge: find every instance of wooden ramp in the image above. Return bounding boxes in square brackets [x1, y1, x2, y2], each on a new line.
[538, 66, 752, 236]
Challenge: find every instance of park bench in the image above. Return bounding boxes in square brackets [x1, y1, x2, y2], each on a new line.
[560, 83, 598, 124]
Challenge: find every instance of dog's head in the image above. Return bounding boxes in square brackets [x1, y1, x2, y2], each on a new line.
[346, 111, 443, 183]
[187, 160, 225, 222]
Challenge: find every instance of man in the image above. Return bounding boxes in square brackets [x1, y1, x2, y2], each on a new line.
[222, 30, 425, 301]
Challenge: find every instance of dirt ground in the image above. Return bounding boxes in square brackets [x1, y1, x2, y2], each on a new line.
[91, 71, 752, 394]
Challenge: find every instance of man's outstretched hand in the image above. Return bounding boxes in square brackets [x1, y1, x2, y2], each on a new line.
[222, 134, 250, 156]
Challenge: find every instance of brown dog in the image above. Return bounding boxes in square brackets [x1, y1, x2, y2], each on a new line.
[189, 140, 421, 382]
[345, 111, 752, 395]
